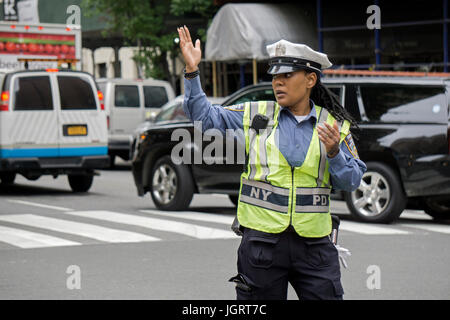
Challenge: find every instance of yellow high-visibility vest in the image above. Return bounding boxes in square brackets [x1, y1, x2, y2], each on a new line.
[237, 101, 350, 237]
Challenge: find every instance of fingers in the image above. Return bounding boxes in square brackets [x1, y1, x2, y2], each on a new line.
[317, 127, 331, 143]
[177, 27, 185, 46]
[195, 39, 201, 50]
[317, 122, 339, 145]
[323, 121, 339, 139]
[177, 26, 193, 46]
[184, 25, 192, 44]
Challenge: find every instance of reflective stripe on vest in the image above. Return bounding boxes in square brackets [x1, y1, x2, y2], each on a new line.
[247, 101, 276, 182]
[316, 108, 329, 188]
[240, 178, 289, 213]
[295, 187, 331, 213]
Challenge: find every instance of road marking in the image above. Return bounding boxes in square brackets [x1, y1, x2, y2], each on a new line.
[140, 209, 235, 226]
[7, 200, 72, 212]
[142, 210, 412, 235]
[0, 225, 81, 249]
[0, 214, 160, 243]
[339, 220, 410, 235]
[64, 211, 239, 240]
[400, 211, 432, 221]
[397, 223, 450, 235]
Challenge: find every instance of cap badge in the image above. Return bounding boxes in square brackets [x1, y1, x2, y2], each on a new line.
[275, 43, 286, 56]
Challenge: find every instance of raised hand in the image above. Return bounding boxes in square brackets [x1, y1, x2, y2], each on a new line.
[177, 25, 202, 73]
[317, 120, 341, 158]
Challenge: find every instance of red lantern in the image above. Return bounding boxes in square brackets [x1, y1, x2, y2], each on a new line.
[53, 45, 61, 55]
[6, 42, 15, 52]
[60, 44, 69, 54]
[44, 44, 54, 54]
[20, 43, 28, 52]
[28, 43, 38, 53]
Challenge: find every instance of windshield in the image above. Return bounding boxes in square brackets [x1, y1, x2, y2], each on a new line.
[154, 101, 188, 122]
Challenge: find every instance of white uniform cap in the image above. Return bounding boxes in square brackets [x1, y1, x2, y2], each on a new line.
[266, 39, 332, 75]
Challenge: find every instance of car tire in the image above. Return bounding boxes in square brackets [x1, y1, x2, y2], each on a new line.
[229, 195, 239, 207]
[150, 155, 194, 211]
[68, 174, 94, 192]
[344, 162, 406, 223]
[0, 172, 16, 185]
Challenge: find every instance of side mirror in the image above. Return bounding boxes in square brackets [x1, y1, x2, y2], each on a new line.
[145, 111, 157, 122]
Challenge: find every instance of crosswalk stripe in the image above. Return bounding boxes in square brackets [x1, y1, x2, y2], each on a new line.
[339, 220, 410, 235]
[140, 209, 235, 226]
[143, 210, 410, 235]
[400, 211, 432, 221]
[397, 223, 450, 235]
[7, 199, 72, 212]
[0, 225, 81, 249]
[63, 211, 239, 240]
[0, 214, 160, 243]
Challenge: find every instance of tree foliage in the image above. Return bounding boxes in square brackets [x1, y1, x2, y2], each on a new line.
[82, 0, 217, 80]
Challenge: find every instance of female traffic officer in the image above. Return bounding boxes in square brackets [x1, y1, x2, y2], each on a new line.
[177, 26, 366, 300]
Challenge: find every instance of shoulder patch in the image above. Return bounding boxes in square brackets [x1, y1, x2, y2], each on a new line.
[223, 104, 245, 112]
[344, 133, 359, 159]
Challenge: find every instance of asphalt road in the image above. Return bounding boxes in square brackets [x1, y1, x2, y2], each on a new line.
[0, 161, 449, 300]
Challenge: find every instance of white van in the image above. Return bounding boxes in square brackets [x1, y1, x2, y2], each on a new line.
[0, 69, 109, 192]
[96, 78, 175, 165]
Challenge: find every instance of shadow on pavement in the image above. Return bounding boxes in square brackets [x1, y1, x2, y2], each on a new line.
[102, 164, 132, 172]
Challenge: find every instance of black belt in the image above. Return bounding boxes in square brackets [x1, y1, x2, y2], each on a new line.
[241, 225, 297, 234]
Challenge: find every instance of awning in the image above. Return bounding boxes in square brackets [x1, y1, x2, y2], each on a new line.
[205, 3, 318, 62]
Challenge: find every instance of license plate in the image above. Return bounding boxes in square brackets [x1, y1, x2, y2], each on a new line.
[64, 125, 87, 136]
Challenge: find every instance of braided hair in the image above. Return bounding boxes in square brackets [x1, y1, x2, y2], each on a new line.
[308, 72, 359, 134]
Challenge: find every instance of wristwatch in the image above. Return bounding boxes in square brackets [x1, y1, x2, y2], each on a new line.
[184, 68, 200, 79]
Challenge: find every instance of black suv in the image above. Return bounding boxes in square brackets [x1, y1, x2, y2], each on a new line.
[132, 76, 450, 223]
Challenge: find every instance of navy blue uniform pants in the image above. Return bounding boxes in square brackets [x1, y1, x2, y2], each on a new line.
[234, 227, 344, 300]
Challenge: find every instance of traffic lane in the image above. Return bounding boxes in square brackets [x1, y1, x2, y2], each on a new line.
[0, 196, 448, 299]
[0, 238, 240, 300]
[1, 229, 449, 300]
[2, 168, 441, 223]
[0, 171, 236, 214]
[339, 231, 450, 300]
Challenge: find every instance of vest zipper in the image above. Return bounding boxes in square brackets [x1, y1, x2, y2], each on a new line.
[290, 166, 294, 227]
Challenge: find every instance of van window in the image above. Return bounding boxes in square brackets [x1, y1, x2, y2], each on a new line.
[58, 76, 97, 110]
[144, 86, 168, 109]
[115, 85, 139, 107]
[359, 85, 446, 123]
[13, 76, 53, 111]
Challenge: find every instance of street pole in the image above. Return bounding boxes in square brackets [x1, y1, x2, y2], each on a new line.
[212, 60, 217, 97]
[252, 59, 257, 85]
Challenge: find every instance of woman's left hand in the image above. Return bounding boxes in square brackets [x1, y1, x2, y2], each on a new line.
[317, 120, 340, 158]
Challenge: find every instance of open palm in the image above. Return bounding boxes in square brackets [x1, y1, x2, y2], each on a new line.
[177, 26, 201, 72]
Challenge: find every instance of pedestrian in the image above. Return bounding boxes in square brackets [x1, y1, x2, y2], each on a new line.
[177, 26, 366, 300]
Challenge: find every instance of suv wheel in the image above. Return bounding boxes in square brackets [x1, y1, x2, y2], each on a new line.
[150, 155, 194, 210]
[344, 162, 406, 223]
[0, 172, 16, 185]
[68, 174, 94, 192]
